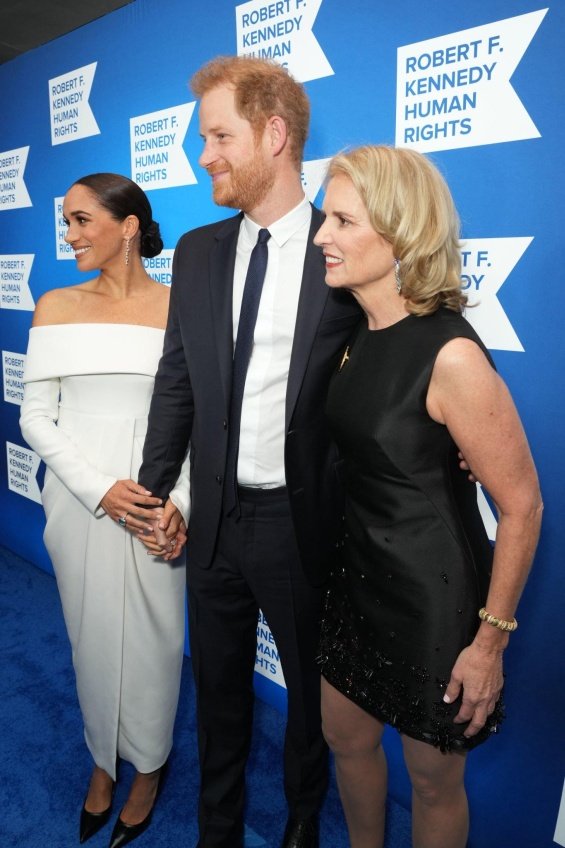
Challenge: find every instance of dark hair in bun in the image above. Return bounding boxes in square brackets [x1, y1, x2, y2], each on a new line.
[140, 220, 164, 258]
[72, 172, 163, 258]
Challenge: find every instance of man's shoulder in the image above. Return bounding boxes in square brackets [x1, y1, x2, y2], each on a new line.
[177, 213, 242, 249]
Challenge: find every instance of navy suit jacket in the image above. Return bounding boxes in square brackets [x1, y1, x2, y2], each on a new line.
[139, 205, 361, 584]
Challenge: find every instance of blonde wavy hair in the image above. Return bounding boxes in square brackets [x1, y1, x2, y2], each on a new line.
[327, 145, 466, 315]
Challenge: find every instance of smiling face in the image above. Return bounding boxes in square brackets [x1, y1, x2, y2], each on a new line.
[314, 174, 396, 295]
[63, 184, 127, 271]
[198, 85, 275, 213]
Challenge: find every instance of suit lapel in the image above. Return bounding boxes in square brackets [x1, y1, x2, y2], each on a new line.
[208, 214, 242, 410]
[286, 206, 328, 431]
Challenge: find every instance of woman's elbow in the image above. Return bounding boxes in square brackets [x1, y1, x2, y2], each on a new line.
[525, 472, 544, 521]
[19, 409, 41, 452]
[514, 486, 544, 535]
[531, 492, 544, 528]
[497, 481, 543, 530]
[19, 411, 31, 444]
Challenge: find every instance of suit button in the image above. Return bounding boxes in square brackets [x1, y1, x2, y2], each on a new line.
[215, 475, 223, 484]
[223, 419, 228, 429]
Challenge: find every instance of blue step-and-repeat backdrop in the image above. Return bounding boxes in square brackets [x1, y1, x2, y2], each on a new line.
[0, 0, 563, 844]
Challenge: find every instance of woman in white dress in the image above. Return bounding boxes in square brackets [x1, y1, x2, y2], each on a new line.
[20, 173, 189, 848]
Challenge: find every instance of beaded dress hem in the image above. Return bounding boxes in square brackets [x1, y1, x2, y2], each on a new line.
[318, 582, 505, 753]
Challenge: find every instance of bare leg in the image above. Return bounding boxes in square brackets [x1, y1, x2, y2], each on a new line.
[321, 677, 387, 848]
[402, 735, 468, 848]
[119, 767, 162, 826]
[84, 765, 113, 813]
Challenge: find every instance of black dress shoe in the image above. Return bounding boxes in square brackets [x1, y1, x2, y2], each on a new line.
[108, 762, 168, 848]
[281, 815, 319, 848]
[79, 799, 113, 843]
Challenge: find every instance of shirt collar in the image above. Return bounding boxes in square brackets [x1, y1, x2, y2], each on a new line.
[241, 195, 311, 248]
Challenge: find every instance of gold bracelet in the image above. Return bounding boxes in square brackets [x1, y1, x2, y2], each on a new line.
[478, 607, 518, 632]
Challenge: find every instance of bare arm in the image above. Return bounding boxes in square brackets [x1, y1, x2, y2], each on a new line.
[427, 337, 543, 736]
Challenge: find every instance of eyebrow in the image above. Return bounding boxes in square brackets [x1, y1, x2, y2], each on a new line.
[200, 123, 229, 136]
[65, 209, 92, 217]
[330, 209, 354, 219]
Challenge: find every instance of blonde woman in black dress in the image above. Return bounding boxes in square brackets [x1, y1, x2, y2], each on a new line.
[314, 146, 542, 848]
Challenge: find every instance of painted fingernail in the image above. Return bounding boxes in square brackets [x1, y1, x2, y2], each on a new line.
[443, 695, 451, 703]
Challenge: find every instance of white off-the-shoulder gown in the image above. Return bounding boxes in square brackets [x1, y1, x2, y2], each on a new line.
[20, 324, 188, 779]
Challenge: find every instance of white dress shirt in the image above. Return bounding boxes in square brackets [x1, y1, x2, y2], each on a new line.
[233, 195, 311, 488]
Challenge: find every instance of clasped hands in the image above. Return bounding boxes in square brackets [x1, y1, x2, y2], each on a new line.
[100, 479, 186, 560]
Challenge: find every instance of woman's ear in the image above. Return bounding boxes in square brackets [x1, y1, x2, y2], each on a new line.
[122, 214, 140, 239]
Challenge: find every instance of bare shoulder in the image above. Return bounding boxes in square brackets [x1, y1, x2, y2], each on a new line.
[150, 280, 171, 304]
[32, 286, 85, 326]
[119, 278, 171, 329]
[428, 337, 503, 424]
[433, 336, 498, 389]
[435, 336, 491, 371]
[147, 280, 171, 326]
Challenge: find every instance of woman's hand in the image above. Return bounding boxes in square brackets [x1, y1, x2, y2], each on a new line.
[138, 498, 187, 560]
[100, 479, 163, 532]
[443, 636, 505, 737]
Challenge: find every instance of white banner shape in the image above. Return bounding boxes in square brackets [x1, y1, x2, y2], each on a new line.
[477, 484, 497, 543]
[143, 249, 174, 286]
[130, 104, 196, 191]
[302, 157, 331, 204]
[49, 62, 100, 145]
[256, 611, 286, 688]
[236, 0, 333, 82]
[0, 254, 35, 311]
[0, 146, 32, 210]
[2, 351, 26, 405]
[6, 441, 42, 504]
[462, 237, 532, 352]
[54, 196, 74, 260]
[396, 8, 548, 153]
[554, 779, 565, 847]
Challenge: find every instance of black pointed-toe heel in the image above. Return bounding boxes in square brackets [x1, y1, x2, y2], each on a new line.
[108, 809, 151, 848]
[79, 760, 119, 843]
[79, 799, 113, 844]
[108, 762, 168, 848]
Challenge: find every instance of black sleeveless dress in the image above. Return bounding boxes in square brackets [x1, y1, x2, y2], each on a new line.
[319, 308, 504, 751]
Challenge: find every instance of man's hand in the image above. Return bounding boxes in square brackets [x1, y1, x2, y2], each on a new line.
[138, 498, 187, 560]
[458, 450, 478, 484]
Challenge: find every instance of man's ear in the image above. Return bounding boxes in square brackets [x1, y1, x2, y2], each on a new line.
[266, 115, 288, 157]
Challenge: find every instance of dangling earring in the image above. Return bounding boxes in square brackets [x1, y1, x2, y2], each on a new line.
[394, 258, 402, 294]
[125, 237, 131, 266]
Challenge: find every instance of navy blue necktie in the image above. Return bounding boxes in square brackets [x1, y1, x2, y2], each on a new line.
[224, 228, 271, 515]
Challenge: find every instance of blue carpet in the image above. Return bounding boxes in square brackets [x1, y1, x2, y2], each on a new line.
[0, 545, 412, 847]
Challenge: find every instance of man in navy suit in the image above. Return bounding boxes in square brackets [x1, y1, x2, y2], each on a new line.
[139, 56, 359, 848]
